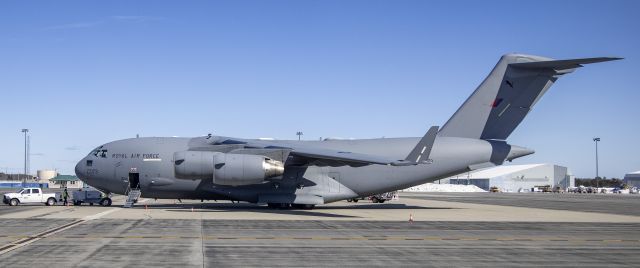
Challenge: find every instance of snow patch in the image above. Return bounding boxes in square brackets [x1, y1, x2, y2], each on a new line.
[404, 183, 487, 193]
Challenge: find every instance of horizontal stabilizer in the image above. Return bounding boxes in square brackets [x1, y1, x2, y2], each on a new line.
[511, 57, 622, 70]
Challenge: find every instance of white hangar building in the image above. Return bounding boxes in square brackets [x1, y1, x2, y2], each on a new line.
[624, 171, 640, 188]
[442, 164, 574, 192]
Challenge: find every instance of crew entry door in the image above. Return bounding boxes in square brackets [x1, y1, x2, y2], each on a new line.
[129, 172, 140, 189]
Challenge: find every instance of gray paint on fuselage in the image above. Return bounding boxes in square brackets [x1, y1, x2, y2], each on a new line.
[76, 135, 496, 202]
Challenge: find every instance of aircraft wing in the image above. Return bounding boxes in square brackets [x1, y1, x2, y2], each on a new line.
[214, 138, 418, 167]
[286, 147, 416, 167]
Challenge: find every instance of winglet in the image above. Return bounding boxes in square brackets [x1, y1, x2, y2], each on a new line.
[405, 126, 439, 163]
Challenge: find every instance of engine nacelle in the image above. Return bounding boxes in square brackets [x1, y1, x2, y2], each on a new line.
[173, 151, 285, 186]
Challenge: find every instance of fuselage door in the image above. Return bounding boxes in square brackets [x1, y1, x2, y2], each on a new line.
[129, 172, 140, 189]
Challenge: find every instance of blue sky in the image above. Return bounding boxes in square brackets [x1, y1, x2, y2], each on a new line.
[1, 0, 638, 178]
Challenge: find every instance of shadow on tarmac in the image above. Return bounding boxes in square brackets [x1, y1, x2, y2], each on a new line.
[134, 202, 456, 218]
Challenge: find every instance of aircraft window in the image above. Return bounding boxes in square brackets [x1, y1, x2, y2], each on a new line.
[33, 189, 40, 194]
[86, 160, 93, 167]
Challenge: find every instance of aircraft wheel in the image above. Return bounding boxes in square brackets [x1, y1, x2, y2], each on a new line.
[10, 199, 19, 206]
[352, 199, 359, 203]
[267, 203, 290, 209]
[100, 198, 112, 207]
[347, 199, 352, 202]
[292, 204, 315, 210]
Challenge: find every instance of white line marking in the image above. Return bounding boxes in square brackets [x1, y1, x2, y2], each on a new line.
[498, 103, 511, 117]
[420, 146, 427, 154]
[83, 208, 120, 221]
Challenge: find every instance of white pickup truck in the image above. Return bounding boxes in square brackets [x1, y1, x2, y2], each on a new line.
[3, 188, 58, 206]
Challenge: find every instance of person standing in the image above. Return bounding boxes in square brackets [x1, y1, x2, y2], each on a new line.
[63, 187, 69, 206]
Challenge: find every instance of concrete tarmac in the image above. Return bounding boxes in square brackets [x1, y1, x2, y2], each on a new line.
[0, 193, 638, 267]
[403, 192, 640, 216]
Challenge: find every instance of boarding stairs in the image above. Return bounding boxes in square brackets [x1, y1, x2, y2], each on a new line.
[123, 188, 141, 208]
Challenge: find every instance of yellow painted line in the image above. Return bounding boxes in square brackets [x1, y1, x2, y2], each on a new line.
[2, 234, 638, 243]
[123, 236, 145, 239]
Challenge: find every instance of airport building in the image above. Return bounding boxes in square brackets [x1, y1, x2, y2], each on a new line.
[624, 171, 640, 188]
[438, 164, 574, 192]
[49, 175, 84, 189]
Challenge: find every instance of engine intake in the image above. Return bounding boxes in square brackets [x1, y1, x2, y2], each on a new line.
[173, 151, 284, 186]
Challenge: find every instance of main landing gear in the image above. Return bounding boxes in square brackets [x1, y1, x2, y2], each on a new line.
[267, 203, 315, 210]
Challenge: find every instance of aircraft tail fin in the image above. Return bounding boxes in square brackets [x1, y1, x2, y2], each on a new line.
[437, 54, 621, 140]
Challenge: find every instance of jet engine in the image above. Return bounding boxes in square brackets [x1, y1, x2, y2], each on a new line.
[173, 151, 285, 186]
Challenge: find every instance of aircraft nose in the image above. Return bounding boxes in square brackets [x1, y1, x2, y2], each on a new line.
[75, 158, 86, 179]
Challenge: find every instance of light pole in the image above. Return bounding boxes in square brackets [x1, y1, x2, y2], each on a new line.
[21, 129, 29, 183]
[593, 137, 600, 188]
[296, 131, 303, 141]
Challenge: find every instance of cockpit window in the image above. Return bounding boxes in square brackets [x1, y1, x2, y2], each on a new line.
[90, 145, 108, 158]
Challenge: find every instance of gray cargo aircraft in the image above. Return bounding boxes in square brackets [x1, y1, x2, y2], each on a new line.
[75, 54, 620, 209]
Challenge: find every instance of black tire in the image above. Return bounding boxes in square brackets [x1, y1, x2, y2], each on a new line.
[10, 198, 19, 206]
[347, 199, 352, 202]
[371, 197, 380, 203]
[379, 200, 386, 203]
[100, 198, 112, 207]
[46, 198, 56, 206]
[89, 203, 94, 206]
[353, 199, 359, 203]
[299, 204, 315, 210]
[292, 204, 315, 209]
[74, 201, 82, 206]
